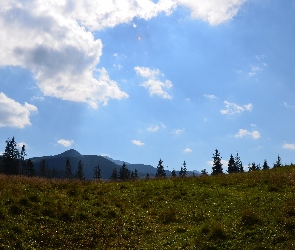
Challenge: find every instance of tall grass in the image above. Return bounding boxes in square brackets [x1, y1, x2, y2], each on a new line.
[1, 166, 295, 249]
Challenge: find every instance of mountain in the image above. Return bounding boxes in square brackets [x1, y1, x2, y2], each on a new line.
[29, 150, 200, 180]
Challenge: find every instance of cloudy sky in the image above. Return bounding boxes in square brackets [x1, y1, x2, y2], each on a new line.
[1, 0, 295, 172]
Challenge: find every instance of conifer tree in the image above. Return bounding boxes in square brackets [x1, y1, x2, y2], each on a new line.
[119, 162, 130, 180]
[65, 158, 73, 179]
[110, 168, 118, 180]
[179, 161, 187, 177]
[262, 159, 269, 170]
[273, 155, 282, 168]
[52, 167, 58, 178]
[39, 160, 46, 177]
[75, 160, 85, 180]
[171, 169, 176, 177]
[27, 159, 35, 177]
[234, 152, 244, 172]
[248, 162, 260, 171]
[211, 149, 223, 175]
[227, 154, 238, 173]
[20, 145, 27, 175]
[201, 169, 208, 176]
[93, 164, 101, 180]
[2, 137, 20, 175]
[156, 159, 166, 177]
[131, 169, 138, 179]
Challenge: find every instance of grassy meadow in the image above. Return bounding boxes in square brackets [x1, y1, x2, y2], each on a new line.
[1, 166, 295, 249]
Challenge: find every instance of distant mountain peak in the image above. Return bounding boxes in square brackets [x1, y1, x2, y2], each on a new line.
[57, 149, 81, 158]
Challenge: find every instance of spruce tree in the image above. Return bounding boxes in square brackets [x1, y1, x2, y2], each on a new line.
[20, 145, 27, 175]
[248, 162, 260, 171]
[235, 152, 244, 172]
[211, 149, 223, 175]
[262, 159, 269, 170]
[119, 162, 130, 180]
[93, 164, 101, 180]
[156, 159, 166, 177]
[27, 159, 35, 177]
[201, 169, 208, 176]
[171, 169, 176, 177]
[75, 160, 85, 180]
[65, 158, 73, 179]
[2, 137, 20, 175]
[273, 155, 282, 168]
[40, 160, 46, 177]
[110, 168, 118, 180]
[227, 154, 238, 173]
[179, 161, 187, 177]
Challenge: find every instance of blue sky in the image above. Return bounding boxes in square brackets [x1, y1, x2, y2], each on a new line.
[1, 0, 295, 172]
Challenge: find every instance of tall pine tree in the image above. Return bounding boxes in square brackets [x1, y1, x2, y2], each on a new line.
[93, 164, 101, 180]
[65, 158, 73, 179]
[273, 155, 282, 168]
[2, 137, 20, 175]
[110, 168, 118, 180]
[119, 162, 130, 180]
[227, 154, 238, 173]
[75, 160, 85, 180]
[211, 149, 223, 175]
[179, 161, 187, 177]
[156, 159, 166, 177]
[262, 159, 269, 170]
[235, 152, 244, 172]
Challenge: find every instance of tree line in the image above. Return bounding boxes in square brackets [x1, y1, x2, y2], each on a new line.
[0, 137, 291, 181]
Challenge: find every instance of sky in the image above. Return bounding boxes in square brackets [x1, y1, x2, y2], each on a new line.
[1, 0, 295, 172]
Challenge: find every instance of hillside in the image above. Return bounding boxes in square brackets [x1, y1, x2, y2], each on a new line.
[1, 166, 295, 249]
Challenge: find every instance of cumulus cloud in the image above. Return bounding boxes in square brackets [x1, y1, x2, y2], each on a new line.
[0, 0, 246, 108]
[135, 67, 173, 99]
[283, 143, 295, 150]
[176, 0, 246, 25]
[234, 129, 261, 139]
[0, 92, 37, 128]
[183, 148, 192, 153]
[221, 101, 253, 115]
[132, 140, 145, 146]
[57, 139, 74, 147]
[147, 125, 160, 132]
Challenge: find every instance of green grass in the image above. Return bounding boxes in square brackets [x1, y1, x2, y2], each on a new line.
[1, 166, 295, 249]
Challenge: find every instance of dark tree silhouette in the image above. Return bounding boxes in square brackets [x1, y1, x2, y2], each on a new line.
[2, 137, 20, 175]
[27, 159, 35, 177]
[273, 155, 282, 168]
[211, 149, 223, 175]
[201, 169, 208, 176]
[171, 169, 176, 177]
[93, 164, 101, 180]
[179, 161, 187, 177]
[40, 160, 46, 177]
[248, 162, 260, 171]
[75, 160, 85, 180]
[110, 168, 118, 180]
[227, 154, 238, 173]
[65, 158, 73, 179]
[119, 162, 130, 180]
[235, 152, 244, 172]
[156, 159, 166, 177]
[262, 159, 269, 170]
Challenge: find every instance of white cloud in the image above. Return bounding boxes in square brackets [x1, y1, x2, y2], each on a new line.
[0, 1, 246, 108]
[234, 129, 261, 139]
[250, 124, 257, 127]
[176, 0, 246, 25]
[57, 139, 74, 147]
[204, 94, 218, 100]
[183, 148, 192, 153]
[171, 129, 185, 135]
[135, 67, 173, 99]
[0, 92, 37, 128]
[221, 101, 253, 115]
[147, 125, 160, 132]
[283, 143, 295, 150]
[132, 140, 145, 146]
[284, 102, 295, 109]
